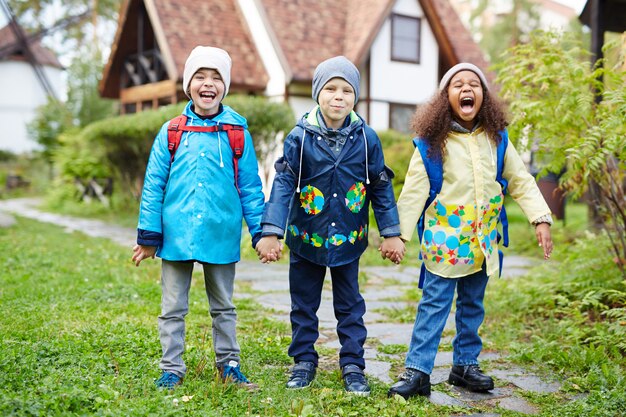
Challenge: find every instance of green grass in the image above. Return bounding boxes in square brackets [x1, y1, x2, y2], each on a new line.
[0, 218, 463, 416]
[2, 197, 625, 416]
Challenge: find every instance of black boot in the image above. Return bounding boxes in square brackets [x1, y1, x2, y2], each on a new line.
[342, 364, 370, 396]
[286, 361, 316, 389]
[387, 368, 431, 399]
[448, 365, 494, 392]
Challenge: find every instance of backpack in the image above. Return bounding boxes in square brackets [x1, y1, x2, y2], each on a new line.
[167, 114, 245, 192]
[413, 129, 510, 288]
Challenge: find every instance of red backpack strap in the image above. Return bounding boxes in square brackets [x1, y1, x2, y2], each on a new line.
[167, 115, 188, 163]
[222, 125, 245, 193]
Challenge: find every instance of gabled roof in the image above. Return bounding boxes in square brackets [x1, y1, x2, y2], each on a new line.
[100, 0, 489, 97]
[259, 0, 489, 83]
[100, 0, 268, 98]
[0, 25, 63, 69]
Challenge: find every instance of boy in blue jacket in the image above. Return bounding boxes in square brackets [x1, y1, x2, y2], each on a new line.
[132, 46, 265, 390]
[257, 56, 405, 395]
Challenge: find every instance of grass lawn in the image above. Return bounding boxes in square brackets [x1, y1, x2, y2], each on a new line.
[1, 199, 625, 416]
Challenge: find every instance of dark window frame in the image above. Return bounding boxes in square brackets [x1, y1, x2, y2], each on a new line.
[390, 13, 421, 64]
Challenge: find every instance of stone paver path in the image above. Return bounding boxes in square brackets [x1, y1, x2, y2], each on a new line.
[0, 197, 563, 415]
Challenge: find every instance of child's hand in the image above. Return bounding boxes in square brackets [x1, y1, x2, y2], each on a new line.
[379, 236, 406, 264]
[535, 223, 553, 259]
[256, 236, 282, 263]
[132, 244, 157, 266]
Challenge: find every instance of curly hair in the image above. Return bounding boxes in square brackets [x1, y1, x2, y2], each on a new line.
[410, 87, 509, 161]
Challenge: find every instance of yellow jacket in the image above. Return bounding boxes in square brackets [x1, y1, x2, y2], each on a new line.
[397, 127, 551, 278]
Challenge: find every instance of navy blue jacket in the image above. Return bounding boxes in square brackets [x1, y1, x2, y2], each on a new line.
[262, 107, 400, 267]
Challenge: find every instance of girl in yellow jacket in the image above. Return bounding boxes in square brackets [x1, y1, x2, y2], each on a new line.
[387, 63, 553, 399]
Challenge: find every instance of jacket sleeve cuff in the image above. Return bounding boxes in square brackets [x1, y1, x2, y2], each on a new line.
[380, 225, 401, 238]
[532, 214, 553, 226]
[262, 224, 285, 238]
[137, 229, 163, 246]
[251, 232, 262, 249]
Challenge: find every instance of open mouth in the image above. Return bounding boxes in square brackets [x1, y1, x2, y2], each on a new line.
[460, 96, 475, 111]
[200, 91, 217, 100]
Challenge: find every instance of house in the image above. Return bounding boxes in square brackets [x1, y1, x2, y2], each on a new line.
[0, 24, 64, 154]
[99, 0, 489, 133]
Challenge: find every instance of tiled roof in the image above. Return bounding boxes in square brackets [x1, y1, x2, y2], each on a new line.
[259, 0, 490, 83]
[100, 0, 490, 96]
[153, 0, 268, 90]
[428, 0, 491, 71]
[100, 0, 268, 97]
[259, 0, 347, 82]
[0, 25, 63, 69]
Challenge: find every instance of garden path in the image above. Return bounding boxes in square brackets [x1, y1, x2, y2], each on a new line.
[0, 197, 563, 416]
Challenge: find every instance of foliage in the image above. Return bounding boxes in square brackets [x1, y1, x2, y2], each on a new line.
[469, 0, 540, 64]
[50, 96, 294, 203]
[224, 95, 294, 185]
[496, 30, 626, 278]
[378, 130, 413, 198]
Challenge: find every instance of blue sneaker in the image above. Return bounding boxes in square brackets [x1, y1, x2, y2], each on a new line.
[218, 360, 259, 391]
[155, 371, 183, 389]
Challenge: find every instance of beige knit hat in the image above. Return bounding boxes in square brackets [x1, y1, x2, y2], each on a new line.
[439, 63, 488, 91]
[183, 46, 232, 98]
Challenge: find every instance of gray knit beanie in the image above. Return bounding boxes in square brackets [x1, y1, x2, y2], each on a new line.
[439, 62, 488, 91]
[312, 56, 360, 103]
[183, 46, 232, 98]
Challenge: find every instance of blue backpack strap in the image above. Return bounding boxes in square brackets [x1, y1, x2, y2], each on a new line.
[413, 137, 443, 288]
[495, 130, 509, 248]
[495, 130, 510, 277]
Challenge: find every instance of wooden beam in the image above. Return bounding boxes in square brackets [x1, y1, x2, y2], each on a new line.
[120, 79, 177, 104]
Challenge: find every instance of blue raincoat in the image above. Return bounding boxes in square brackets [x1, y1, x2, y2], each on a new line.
[262, 107, 399, 267]
[137, 101, 264, 264]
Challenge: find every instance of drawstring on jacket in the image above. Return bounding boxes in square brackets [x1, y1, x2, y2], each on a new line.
[217, 122, 225, 167]
[362, 127, 370, 185]
[296, 129, 306, 193]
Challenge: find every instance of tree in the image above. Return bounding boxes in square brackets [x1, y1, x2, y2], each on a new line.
[495, 30, 626, 278]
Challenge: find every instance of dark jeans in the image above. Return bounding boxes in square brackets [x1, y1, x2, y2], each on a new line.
[288, 252, 366, 369]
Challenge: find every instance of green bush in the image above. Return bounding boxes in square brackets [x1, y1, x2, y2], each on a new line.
[51, 96, 293, 204]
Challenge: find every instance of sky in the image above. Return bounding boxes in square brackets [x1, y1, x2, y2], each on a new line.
[553, 0, 586, 13]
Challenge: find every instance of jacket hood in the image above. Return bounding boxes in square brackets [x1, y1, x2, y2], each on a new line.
[182, 100, 248, 128]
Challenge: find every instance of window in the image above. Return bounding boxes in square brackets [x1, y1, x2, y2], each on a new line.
[391, 14, 421, 63]
[389, 103, 416, 133]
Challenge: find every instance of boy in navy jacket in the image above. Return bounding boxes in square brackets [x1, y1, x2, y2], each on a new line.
[257, 56, 404, 395]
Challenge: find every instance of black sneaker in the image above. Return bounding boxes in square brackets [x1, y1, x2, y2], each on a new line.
[342, 364, 370, 396]
[387, 368, 431, 399]
[448, 364, 494, 392]
[286, 361, 316, 389]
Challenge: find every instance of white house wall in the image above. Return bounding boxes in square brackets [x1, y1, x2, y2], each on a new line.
[236, 0, 287, 99]
[0, 61, 64, 154]
[366, 0, 439, 131]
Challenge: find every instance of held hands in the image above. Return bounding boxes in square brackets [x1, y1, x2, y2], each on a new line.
[132, 244, 157, 266]
[255, 236, 283, 263]
[535, 223, 553, 260]
[379, 236, 406, 264]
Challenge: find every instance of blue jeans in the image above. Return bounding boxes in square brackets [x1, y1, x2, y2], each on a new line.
[288, 252, 366, 369]
[405, 266, 489, 374]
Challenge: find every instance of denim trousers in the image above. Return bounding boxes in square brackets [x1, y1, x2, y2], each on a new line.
[405, 265, 489, 374]
[158, 260, 239, 377]
[288, 252, 366, 369]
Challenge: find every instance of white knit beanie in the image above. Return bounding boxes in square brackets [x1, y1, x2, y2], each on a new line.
[439, 63, 488, 91]
[183, 46, 232, 98]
